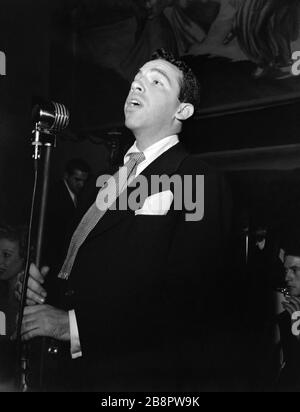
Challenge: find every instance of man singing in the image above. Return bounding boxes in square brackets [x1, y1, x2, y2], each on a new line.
[18, 49, 231, 392]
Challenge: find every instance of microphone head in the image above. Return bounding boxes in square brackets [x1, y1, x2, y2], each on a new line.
[32, 101, 70, 133]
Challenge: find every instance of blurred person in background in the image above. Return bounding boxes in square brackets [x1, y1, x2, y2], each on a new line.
[0, 224, 27, 390]
[43, 158, 91, 270]
[0, 224, 26, 337]
[276, 232, 300, 392]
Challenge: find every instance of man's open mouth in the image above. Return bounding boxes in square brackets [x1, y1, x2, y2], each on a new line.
[126, 97, 144, 109]
[129, 99, 141, 107]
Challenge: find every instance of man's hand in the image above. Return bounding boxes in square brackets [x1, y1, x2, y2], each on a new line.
[282, 296, 300, 316]
[21, 304, 70, 342]
[15, 263, 49, 305]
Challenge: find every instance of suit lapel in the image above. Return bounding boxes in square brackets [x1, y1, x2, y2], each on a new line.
[86, 142, 189, 239]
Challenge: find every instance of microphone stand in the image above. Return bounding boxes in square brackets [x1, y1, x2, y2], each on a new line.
[16, 121, 56, 392]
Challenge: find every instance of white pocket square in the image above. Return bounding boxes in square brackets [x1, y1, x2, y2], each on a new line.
[135, 190, 173, 216]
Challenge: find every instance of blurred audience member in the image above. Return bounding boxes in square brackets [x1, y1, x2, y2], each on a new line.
[0, 224, 27, 389]
[243, 221, 285, 391]
[43, 158, 91, 268]
[0, 224, 26, 337]
[276, 234, 300, 391]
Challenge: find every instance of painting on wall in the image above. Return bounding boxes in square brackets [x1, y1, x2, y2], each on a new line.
[63, 0, 300, 128]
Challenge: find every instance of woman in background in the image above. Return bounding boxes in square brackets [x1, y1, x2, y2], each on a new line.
[0, 224, 26, 390]
[0, 224, 26, 338]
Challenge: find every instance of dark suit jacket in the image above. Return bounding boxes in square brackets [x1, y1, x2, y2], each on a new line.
[46, 143, 231, 392]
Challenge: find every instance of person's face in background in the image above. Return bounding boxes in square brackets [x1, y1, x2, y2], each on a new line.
[65, 169, 89, 196]
[284, 255, 300, 297]
[0, 238, 23, 282]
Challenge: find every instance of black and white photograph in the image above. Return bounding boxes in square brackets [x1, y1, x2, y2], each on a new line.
[1, 0, 300, 394]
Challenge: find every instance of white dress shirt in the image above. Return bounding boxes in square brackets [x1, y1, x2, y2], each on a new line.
[69, 135, 179, 358]
[64, 179, 77, 207]
[124, 134, 179, 177]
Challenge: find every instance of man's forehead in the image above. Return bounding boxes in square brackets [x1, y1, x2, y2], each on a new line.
[0, 238, 18, 250]
[140, 59, 182, 80]
[284, 255, 300, 266]
[72, 169, 88, 178]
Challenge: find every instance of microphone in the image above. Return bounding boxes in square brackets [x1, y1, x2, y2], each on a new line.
[32, 101, 70, 134]
[31, 101, 70, 159]
[20, 101, 70, 391]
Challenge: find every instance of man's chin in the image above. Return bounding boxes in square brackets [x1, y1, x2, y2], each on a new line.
[124, 117, 142, 133]
[288, 288, 300, 297]
[0, 273, 9, 281]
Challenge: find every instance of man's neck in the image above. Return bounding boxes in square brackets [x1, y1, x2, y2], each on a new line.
[135, 137, 160, 152]
[135, 130, 180, 151]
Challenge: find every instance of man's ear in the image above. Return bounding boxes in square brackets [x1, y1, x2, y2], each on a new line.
[175, 103, 194, 121]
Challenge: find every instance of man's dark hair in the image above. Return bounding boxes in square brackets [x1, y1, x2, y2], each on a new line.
[0, 224, 28, 259]
[65, 158, 91, 175]
[151, 48, 201, 116]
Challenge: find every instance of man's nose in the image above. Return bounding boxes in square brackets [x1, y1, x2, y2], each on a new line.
[285, 269, 293, 282]
[131, 79, 144, 93]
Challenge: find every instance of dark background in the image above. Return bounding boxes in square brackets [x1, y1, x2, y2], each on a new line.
[0, 0, 299, 392]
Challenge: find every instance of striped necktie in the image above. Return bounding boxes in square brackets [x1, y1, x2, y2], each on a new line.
[58, 152, 145, 280]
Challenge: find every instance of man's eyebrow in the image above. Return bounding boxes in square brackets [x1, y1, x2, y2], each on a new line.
[286, 265, 300, 271]
[136, 67, 174, 86]
[149, 68, 172, 85]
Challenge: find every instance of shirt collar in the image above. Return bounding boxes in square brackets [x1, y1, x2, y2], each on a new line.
[63, 179, 76, 206]
[124, 135, 179, 166]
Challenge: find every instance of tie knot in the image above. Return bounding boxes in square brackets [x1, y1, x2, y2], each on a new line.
[127, 151, 145, 166]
